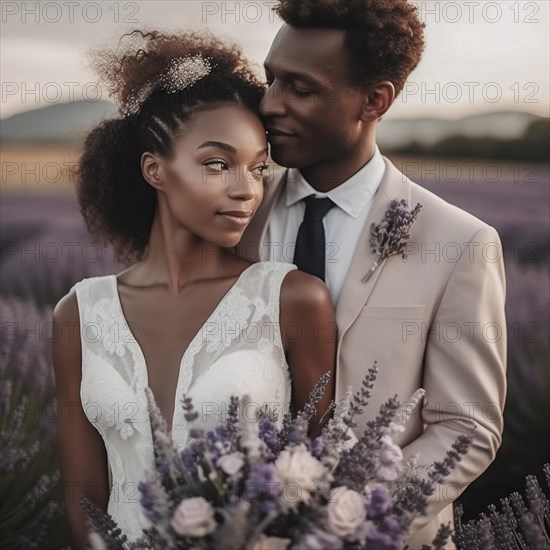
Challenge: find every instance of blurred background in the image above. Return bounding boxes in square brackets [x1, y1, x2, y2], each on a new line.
[1, 1, 549, 547]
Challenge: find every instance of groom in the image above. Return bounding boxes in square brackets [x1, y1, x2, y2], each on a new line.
[239, 0, 507, 547]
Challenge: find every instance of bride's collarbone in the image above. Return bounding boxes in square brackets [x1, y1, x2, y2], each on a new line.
[116, 274, 243, 365]
[119, 278, 237, 324]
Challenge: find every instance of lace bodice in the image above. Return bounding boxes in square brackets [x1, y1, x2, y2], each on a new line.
[74, 261, 296, 543]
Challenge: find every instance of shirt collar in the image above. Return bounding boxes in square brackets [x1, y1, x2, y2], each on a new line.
[284, 146, 386, 218]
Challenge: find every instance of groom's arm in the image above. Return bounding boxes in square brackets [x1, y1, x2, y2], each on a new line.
[402, 224, 507, 535]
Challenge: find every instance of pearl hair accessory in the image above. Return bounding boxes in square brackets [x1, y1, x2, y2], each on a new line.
[123, 54, 213, 116]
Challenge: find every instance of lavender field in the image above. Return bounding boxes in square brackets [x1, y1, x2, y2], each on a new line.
[1, 159, 549, 548]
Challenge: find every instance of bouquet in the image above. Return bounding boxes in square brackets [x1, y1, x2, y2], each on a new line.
[82, 364, 471, 549]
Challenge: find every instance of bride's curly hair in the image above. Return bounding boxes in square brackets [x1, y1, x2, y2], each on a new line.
[77, 30, 266, 262]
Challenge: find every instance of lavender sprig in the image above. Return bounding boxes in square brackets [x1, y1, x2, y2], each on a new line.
[363, 198, 422, 282]
[144, 387, 182, 489]
[80, 495, 128, 549]
[453, 464, 550, 550]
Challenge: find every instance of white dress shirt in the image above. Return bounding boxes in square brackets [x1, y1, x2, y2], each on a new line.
[264, 147, 386, 304]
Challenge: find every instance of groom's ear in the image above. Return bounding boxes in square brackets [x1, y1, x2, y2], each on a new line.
[359, 81, 396, 122]
[141, 152, 165, 191]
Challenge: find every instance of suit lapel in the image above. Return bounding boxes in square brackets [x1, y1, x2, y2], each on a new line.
[239, 159, 413, 341]
[336, 158, 411, 337]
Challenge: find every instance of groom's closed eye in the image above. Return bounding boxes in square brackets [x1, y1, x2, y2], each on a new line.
[288, 83, 315, 97]
[264, 67, 321, 93]
[264, 79, 316, 99]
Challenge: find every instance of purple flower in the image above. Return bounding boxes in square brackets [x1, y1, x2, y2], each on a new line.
[248, 464, 281, 496]
[362, 518, 406, 550]
[367, 485, 392, 518]
[311, 437, 324, 458]
[246, 464, 282, 513]
[258, 418, 279, 454]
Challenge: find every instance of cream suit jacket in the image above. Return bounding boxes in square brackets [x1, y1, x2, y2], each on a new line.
[238, 157, 507, 549]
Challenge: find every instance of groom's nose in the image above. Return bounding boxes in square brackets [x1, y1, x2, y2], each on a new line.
[260, 82, 287, 118]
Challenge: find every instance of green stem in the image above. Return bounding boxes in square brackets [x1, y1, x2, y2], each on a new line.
[245, 510, 280, 549]
[362, 258, 382, 283]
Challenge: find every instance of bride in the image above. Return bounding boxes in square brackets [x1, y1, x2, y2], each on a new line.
[52, 30, 336, 548]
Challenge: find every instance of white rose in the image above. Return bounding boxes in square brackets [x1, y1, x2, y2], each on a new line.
[326, 486, 367, 538]
[217, 453, 245, 477]
[252, 534, 291, 550]
[171, 497, 217, 537]
[378, 435, 403, 481]
[274, 444, 329, 512]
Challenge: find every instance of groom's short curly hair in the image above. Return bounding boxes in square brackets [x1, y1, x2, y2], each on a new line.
[274, 0, 425, 96]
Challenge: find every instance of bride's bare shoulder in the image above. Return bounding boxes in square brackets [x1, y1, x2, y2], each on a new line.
[280, 269, 333, 318]
[53, 288, 79, 325]
[52, 288, 82, 378]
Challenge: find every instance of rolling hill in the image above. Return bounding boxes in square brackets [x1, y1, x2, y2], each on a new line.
[1, 101, 548, 161]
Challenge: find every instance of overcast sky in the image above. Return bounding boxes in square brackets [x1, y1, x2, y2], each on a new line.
[1, 0, 549, 119]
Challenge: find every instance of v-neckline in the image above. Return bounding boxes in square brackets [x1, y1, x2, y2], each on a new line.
[109, 264, 255, 433]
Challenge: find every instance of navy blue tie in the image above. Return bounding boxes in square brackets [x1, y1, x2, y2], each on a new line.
[293, 196, 335, 281]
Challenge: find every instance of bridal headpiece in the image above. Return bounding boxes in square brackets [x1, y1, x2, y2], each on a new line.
[163, 55, 213, 93]
[124, 54, 213, 116]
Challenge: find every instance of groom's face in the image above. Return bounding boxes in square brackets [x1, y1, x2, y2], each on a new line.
[261, 25, 367, 170]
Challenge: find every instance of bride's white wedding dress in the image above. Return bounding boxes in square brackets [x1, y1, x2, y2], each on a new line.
[74, 261, 296, 543]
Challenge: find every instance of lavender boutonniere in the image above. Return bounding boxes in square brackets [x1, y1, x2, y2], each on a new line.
[362, 198, 422, 283]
